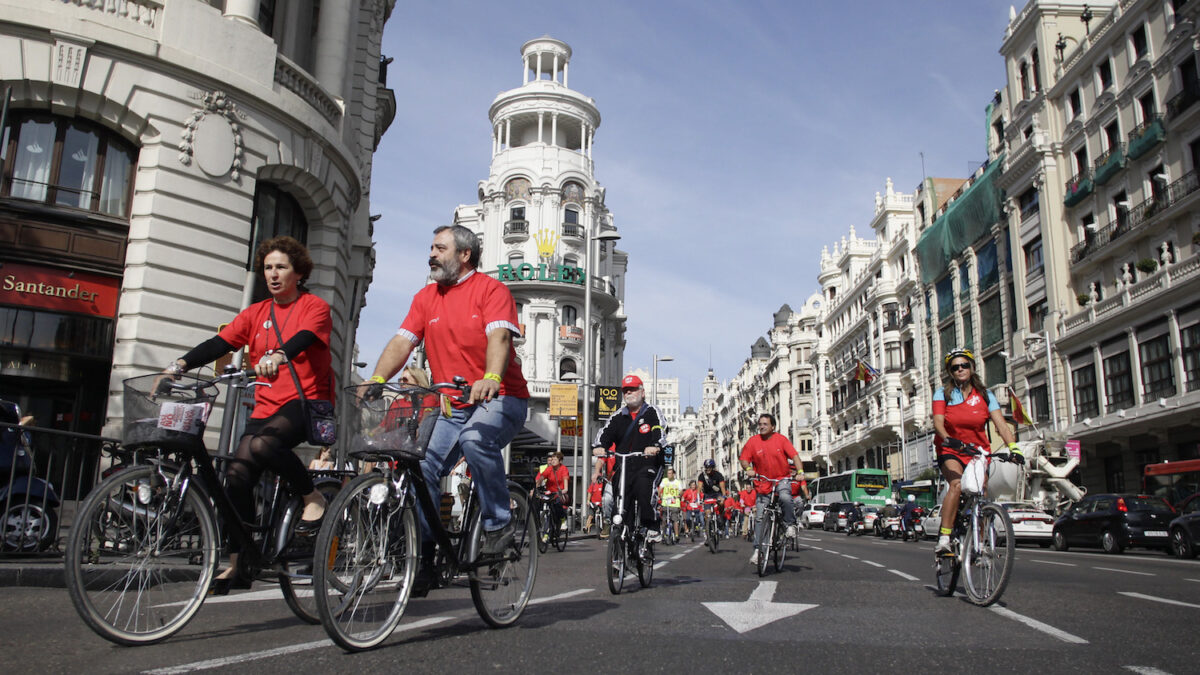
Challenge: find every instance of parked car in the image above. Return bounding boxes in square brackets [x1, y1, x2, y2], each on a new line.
[822, 502, 853, 532]
[999, 501, 1054, 546]
[802, 503, 828, 529]
[1052, 493, 1174, 554]
[1168, 494, 1200, 558]
[920, 505, 941, 539]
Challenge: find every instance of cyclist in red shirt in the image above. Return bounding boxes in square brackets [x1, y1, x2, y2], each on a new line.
[738, 486, 757, 537]
[722, 492, 740, 537]
[535, 451, 570, 536]
[933, 348, 1023, 554]
[739, 413, 810, 566]
[681, 482, 700, 536]
[584, 479, 604, 534]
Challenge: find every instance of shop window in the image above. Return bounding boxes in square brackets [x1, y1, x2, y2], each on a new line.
[0, 307, 113, 357]
[248, 182, 308, 303]
[2, 113, 136, 217]
[1072, 363, 1099, 420]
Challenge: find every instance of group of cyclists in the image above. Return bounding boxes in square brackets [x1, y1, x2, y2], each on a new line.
[116, 224, 1019, 645]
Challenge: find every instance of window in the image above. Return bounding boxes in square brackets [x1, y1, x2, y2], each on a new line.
[561, 304, 578, 327]
[1113, 191, 1130, 228]
[563, 207, 579, 225]
[1074, 146, 1089, 176]
[0, 306, 113, 356]
[1018, 187, 1039, 219]
[1184, 322, 1200, 392]
[1139, 334, 1175, 398]
[1028, 300, 1048, 333]
[1032, 48, 1043, 91]
[1019, 60, 1031, 100]
[1081, 212, 1095, 242]
[1138, 91, 1157, 123]
[1105, 455, 1125, 493]
[258, 0, 277, 36]
[248, 182, 308, 302]
[1098, 59, 1114, 91]
[979, 295, 1003, 348]
[1072, 363, 1099, 420]
[1104, 350, 1135, 410]
[509, 206, 526, 222]
[961, 311, 974, 350]
[1069, 88, 1082, 119]
[977, 241, 999, 291]
[984, 352, 1007, 387]
[559, 358, 577, 379]
[1030, 384, 1050, 423]
[1024, 237, 1044, 275]
[2, 113, 136, 217]
[1149, 165, 1168, 203]
[1131, 24, 1149, 61]
[1104, 121, 1121, 151]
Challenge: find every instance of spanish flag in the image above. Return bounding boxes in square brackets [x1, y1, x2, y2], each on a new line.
[1009, 387, 1033, 425]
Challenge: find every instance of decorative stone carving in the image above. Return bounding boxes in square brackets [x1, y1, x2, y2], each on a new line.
[52, 39, 88, 88]
[1089, 282, 1100, 303]
[1121, 263, 1134, 287]
[178, 91, 245, 181]
[1161, 241, 1174, 266]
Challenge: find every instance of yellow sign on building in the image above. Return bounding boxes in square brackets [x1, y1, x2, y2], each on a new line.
[549, 383, 579, 419]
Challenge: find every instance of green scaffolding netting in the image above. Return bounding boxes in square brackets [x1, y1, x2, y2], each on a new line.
[916, 154, 1005, 284]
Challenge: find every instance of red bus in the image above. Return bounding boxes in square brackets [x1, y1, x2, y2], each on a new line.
[1142, 459, 1200, 509]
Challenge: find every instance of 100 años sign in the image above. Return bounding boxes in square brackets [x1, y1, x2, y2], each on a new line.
[496, 263, 585, 285]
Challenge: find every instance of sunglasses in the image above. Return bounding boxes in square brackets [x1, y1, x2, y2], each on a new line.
[949, 363, 972, 372]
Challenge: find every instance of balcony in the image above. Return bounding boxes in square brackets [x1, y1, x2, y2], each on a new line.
[1092, 143, 1126, 186]
[1167, 84, 1200, 121]
[1064, 170, 1093, 207]
[1064, 251, 1200, 335]
[558, 325, 583, 343]
[561, 223, 584, 240]
[1127, 115, 1165, 159]
[503, 220, 529, 243]
[1069, 171, 1199, 263]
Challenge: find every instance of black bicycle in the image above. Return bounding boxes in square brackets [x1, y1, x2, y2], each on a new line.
[533, 488, 569, 553]
[605, 451, 657, 594]
[64, 370, 345, 645]
[312, 380, 537, 651]
[702, 497, 722, 554]
[753, 477, 790, 577]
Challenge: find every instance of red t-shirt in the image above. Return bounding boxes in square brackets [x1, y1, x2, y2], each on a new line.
[739, 489, 757, 509]
[537, 464, 569, 493]
[932, 387, 998, 453]
[218, 293, 333, 419]
[739, 432, 799, 494]
[398, 271, 529, 401]
[681, 488, 698, 511]
[790, 478, 808, 498]
[723, 496, 739, 518]
[587, 481, 603, 506]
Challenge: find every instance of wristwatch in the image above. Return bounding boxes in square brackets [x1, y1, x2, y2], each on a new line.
[166, 361, 184, 375]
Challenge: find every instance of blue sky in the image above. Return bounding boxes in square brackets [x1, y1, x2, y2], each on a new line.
[358, 0, 1019, 407]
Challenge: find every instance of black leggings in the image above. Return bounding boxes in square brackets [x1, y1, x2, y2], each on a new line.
[225, 399, 314, 553]
[619, 465, 661, 529]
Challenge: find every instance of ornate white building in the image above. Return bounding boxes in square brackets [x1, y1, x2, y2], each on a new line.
[451, 37, 627, 474]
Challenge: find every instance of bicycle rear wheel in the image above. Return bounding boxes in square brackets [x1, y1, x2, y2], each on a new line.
[313, 473, 417, 651]
[469, 486, 537, 627]
[773, 517, 786, 572]
[962, 502, 1015, 607]
[279, 477, 343, 625]
[607, 525, 626, 594]
[65, 463, 218, 646]
[553, 511, 569, 553]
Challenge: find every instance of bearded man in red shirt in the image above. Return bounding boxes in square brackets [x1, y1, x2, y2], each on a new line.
[739, 413, 810, 566]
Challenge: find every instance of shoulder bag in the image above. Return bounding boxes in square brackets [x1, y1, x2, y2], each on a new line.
[270, 301, 337, 446]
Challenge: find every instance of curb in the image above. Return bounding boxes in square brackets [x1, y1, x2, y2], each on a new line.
[0, 564, 66, 589]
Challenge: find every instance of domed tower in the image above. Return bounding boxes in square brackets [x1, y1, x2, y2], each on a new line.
[452, 37, 626, 461]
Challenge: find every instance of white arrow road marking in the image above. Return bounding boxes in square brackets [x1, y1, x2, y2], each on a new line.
[1118, 592, 1200, 609]
[702, 580, 817, 634]
[988, 606, 1088, 644]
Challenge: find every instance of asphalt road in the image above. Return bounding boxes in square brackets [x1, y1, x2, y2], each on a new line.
[3, 528, 1198, 674]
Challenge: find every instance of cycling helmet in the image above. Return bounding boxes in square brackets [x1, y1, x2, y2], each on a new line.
[885, 498, 894, 506]
[703, 459, 716, 469]
[907, 494, 915, 502]
[943, 347, 976, 367]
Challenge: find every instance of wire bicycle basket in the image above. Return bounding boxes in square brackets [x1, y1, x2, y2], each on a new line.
[343, 384, 443, 460]
[122, 374, 217, 451]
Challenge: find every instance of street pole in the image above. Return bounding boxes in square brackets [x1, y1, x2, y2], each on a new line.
[1043, 329, 1059, 432]
[897, 387, 907, 479]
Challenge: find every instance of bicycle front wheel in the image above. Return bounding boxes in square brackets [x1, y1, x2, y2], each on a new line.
[607, 525, 626, 594]
[706, 520, 719, 554]
[536, 507, 550, 554]
[65, 463, 218, 646]
[757, 512, 772, 577]
[469, 486, 537, 627]
[637, 538, 654, 588]
[962, 502, 1015, 607]
[313, 473, 417, 651]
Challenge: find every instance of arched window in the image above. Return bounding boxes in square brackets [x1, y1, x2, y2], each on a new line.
[2, 112, 135, 217]
[508, 252, 525, 267]
[561, 304, 578, 327]
[249, 182, 308, 302]
[559, 358, 577, 379]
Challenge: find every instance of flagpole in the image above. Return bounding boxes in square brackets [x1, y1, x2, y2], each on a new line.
[1008, 386, 1045, 441]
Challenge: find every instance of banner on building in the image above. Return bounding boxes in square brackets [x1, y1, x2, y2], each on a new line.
[595, 384, 621, 419]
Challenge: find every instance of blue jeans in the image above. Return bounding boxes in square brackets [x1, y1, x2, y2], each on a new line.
[753, 480, 796, 548]
[419, 395, 528, 539]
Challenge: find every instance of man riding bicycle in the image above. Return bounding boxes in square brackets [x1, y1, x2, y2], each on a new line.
[592, 374, 665, 542]
[697, 459, 727, 527]
[658, 467, 683, 540]
[740, 413, 809, 565]
[370, 225, 530, 594]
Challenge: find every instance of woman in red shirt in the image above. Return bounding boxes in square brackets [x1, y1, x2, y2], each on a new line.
[535, 451, 570, 534]
[166, 236, 333, 594]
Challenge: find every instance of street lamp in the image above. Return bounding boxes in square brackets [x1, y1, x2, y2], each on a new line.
[1024, 330, 1058, 432]
[652, 354, 674, 408]
[581, 225, 620, 530]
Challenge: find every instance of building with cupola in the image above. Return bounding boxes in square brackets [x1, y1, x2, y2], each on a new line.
[450, 37, 627, 477]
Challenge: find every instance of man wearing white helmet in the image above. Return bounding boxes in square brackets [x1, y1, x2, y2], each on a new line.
[901, 493, 920, 537]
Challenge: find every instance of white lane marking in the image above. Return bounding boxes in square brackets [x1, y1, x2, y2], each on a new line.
[143, 616, 453, 674]
[1094, 567, 1155, 577]
[671, 553, 686, 560]
[528, 588, 591, 605]
[798, 536, 820, 541]
[1031, 559, 1076, 567]
[1118, 592, 1200, 609]
[888, 569, 919, 581]
[654, 561, 668, 569]
[988, 606, 1089, 644]
[841, 554, 859, 560]
[1188, 578, 1200, 583]
[1124, 666, 1175, 674]
[821, 549, 841, 555]
[861, 560, 885, 568]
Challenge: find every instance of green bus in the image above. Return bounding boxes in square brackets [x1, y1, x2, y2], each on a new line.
[811, 468, 892, 507]
[897, 480, 937, 509]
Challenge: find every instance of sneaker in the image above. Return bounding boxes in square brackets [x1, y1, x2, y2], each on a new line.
[560, 520, 568, 531]
[541, 533, 550, 544]
[749, 550, 760, 565]
[482, 522, 516, 556]
[935, 535, 952, 555]
[785, 524, 797, 539]
[646, 529, 662, 543]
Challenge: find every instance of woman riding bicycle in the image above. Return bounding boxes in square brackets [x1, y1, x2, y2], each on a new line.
[165, 236, 332, 593]
[932, 348, 1023, 554]
[534, 451, 570, 536]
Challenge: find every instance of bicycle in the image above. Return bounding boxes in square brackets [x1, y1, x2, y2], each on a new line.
[933, 443, 1018, 607]
[751, 476, 791, 577]
[313, 379, 537, 651]
[605, 451, 659, 594]
[65, 370, 345, 645]
[533, 488, 568, 553]
[702, 497, 722, 553]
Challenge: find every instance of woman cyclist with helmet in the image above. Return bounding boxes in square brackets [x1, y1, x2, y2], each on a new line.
[932, 348, 1024, 554]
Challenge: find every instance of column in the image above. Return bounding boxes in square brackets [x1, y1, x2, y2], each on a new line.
[223, 0, 260, 27]
[1093, 344, 1107, 416]
[505, 118, 512, 148]
[523, 55, 529, 84]
[564, 61, 569, 88]
[550, 113, 558, 147]
[1127, 328, 1143, 407]
[537, 112, 544, 144]
[553, 54, 559, 82]
[492, 125, 498, 157]
[1168, 309, 1185, 397]
[313, 0, 353, 102]
[536, 52, 543, 80]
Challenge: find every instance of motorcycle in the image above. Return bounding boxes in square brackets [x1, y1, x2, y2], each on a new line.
[1, 400, 61, 552]
[903, 507, 926, 541]
[881, 515, 902, 540]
